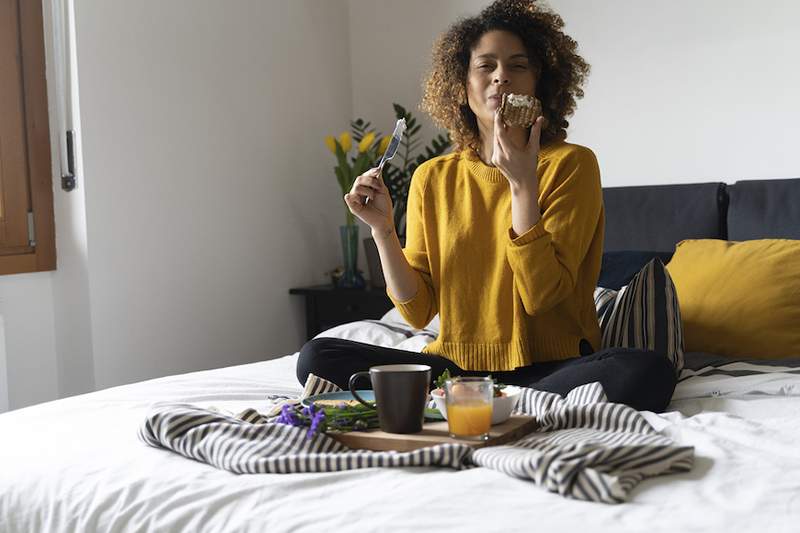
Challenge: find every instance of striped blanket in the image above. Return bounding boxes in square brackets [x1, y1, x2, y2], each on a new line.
[673, 352, 800, 399]
[140, 376, 693, 504]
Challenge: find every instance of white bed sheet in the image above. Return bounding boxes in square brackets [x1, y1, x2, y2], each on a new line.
[2, 323, 800, 532]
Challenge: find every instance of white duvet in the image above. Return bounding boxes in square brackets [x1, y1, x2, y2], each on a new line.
[1, 313, 799, 533]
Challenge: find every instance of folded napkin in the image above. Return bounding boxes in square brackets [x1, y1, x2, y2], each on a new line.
[139, 375, 692, 504]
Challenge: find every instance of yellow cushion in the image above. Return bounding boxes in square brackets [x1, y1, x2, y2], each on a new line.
[666, 239, 800, 358]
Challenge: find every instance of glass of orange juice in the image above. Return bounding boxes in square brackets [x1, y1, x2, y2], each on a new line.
[444, 377, 493, 440]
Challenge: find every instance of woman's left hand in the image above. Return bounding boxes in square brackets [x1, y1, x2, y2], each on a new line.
[492, 110, 544, 192]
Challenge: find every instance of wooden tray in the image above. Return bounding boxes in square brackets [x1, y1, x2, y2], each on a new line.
[330, 415, 537, 452]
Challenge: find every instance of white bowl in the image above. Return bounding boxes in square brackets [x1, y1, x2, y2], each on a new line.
[430, 385, 521, 425]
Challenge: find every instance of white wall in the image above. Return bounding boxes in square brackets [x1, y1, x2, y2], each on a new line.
[349, 0, 800, 186]
[73, 0, 352, 388]
[0, 274, 59, 410]
[550, 0, 800, 186]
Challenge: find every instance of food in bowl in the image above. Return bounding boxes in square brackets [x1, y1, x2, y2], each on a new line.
[313, 399, 362, 408]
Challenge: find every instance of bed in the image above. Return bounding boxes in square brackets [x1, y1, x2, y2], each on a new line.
[2, 176, 799, 532]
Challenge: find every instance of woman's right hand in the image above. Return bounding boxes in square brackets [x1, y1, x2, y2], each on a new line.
[344, 167, 394, 234]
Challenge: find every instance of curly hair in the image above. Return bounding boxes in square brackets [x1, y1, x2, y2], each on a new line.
[421, 0, 590, 153]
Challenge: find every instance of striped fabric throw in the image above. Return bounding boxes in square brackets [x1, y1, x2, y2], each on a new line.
[139, 375, 693, 504]
[596, 258, 685, 373]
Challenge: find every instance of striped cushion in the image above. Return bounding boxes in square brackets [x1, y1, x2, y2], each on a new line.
[594, 259, 684, 373]
[593, 286, 617, 321]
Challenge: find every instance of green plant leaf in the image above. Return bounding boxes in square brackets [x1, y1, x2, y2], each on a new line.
[333, 138, 345, 159]
[351, 118, 374, 144]
[354, 151, 370, 177]
[384, 165, 400, 180]
[334, 140, 352, 193]
[343, 163, 354, 190]
[334, 165, 346, 194]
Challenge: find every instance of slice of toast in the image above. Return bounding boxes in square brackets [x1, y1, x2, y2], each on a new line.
[500, 93, 543, 128]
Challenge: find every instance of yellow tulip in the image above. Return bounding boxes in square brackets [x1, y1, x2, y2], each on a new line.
[339, 132, 352, 153]
[378, 135, 391, 156]
[324, 135, 337, 154]
[358, 132, 376, 153]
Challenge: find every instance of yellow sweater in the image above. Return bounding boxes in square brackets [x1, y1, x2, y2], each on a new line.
[387, 140, 604, 371]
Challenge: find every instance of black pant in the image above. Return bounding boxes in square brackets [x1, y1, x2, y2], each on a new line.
[296, 338, 677, 412]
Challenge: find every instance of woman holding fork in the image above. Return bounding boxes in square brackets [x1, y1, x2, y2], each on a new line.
[297, 0, 676, 412]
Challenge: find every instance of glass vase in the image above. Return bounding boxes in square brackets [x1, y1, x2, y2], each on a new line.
[337, 224, 366, 289]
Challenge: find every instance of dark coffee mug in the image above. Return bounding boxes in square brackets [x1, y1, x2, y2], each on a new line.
[348, 364, 431, 434]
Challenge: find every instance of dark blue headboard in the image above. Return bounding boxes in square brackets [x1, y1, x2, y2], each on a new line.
[601, 177, 800, 252]
[726, 178, 800, 240]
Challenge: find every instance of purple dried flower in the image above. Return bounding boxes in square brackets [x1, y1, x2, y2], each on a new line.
[275, 404, 302, 427]
[306, 406, 326, 439]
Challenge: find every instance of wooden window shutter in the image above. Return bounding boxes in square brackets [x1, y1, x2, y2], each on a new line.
[0, 0, 56, 275]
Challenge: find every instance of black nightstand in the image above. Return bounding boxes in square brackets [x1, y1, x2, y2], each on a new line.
[289, 285, 394, 341]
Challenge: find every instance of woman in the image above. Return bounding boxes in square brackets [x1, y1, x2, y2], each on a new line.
[297, 0, 676, 412]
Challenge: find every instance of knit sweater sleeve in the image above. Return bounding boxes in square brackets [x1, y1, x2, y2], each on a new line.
[386, 167, 438, 329]
[505, 146, 603, 316]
